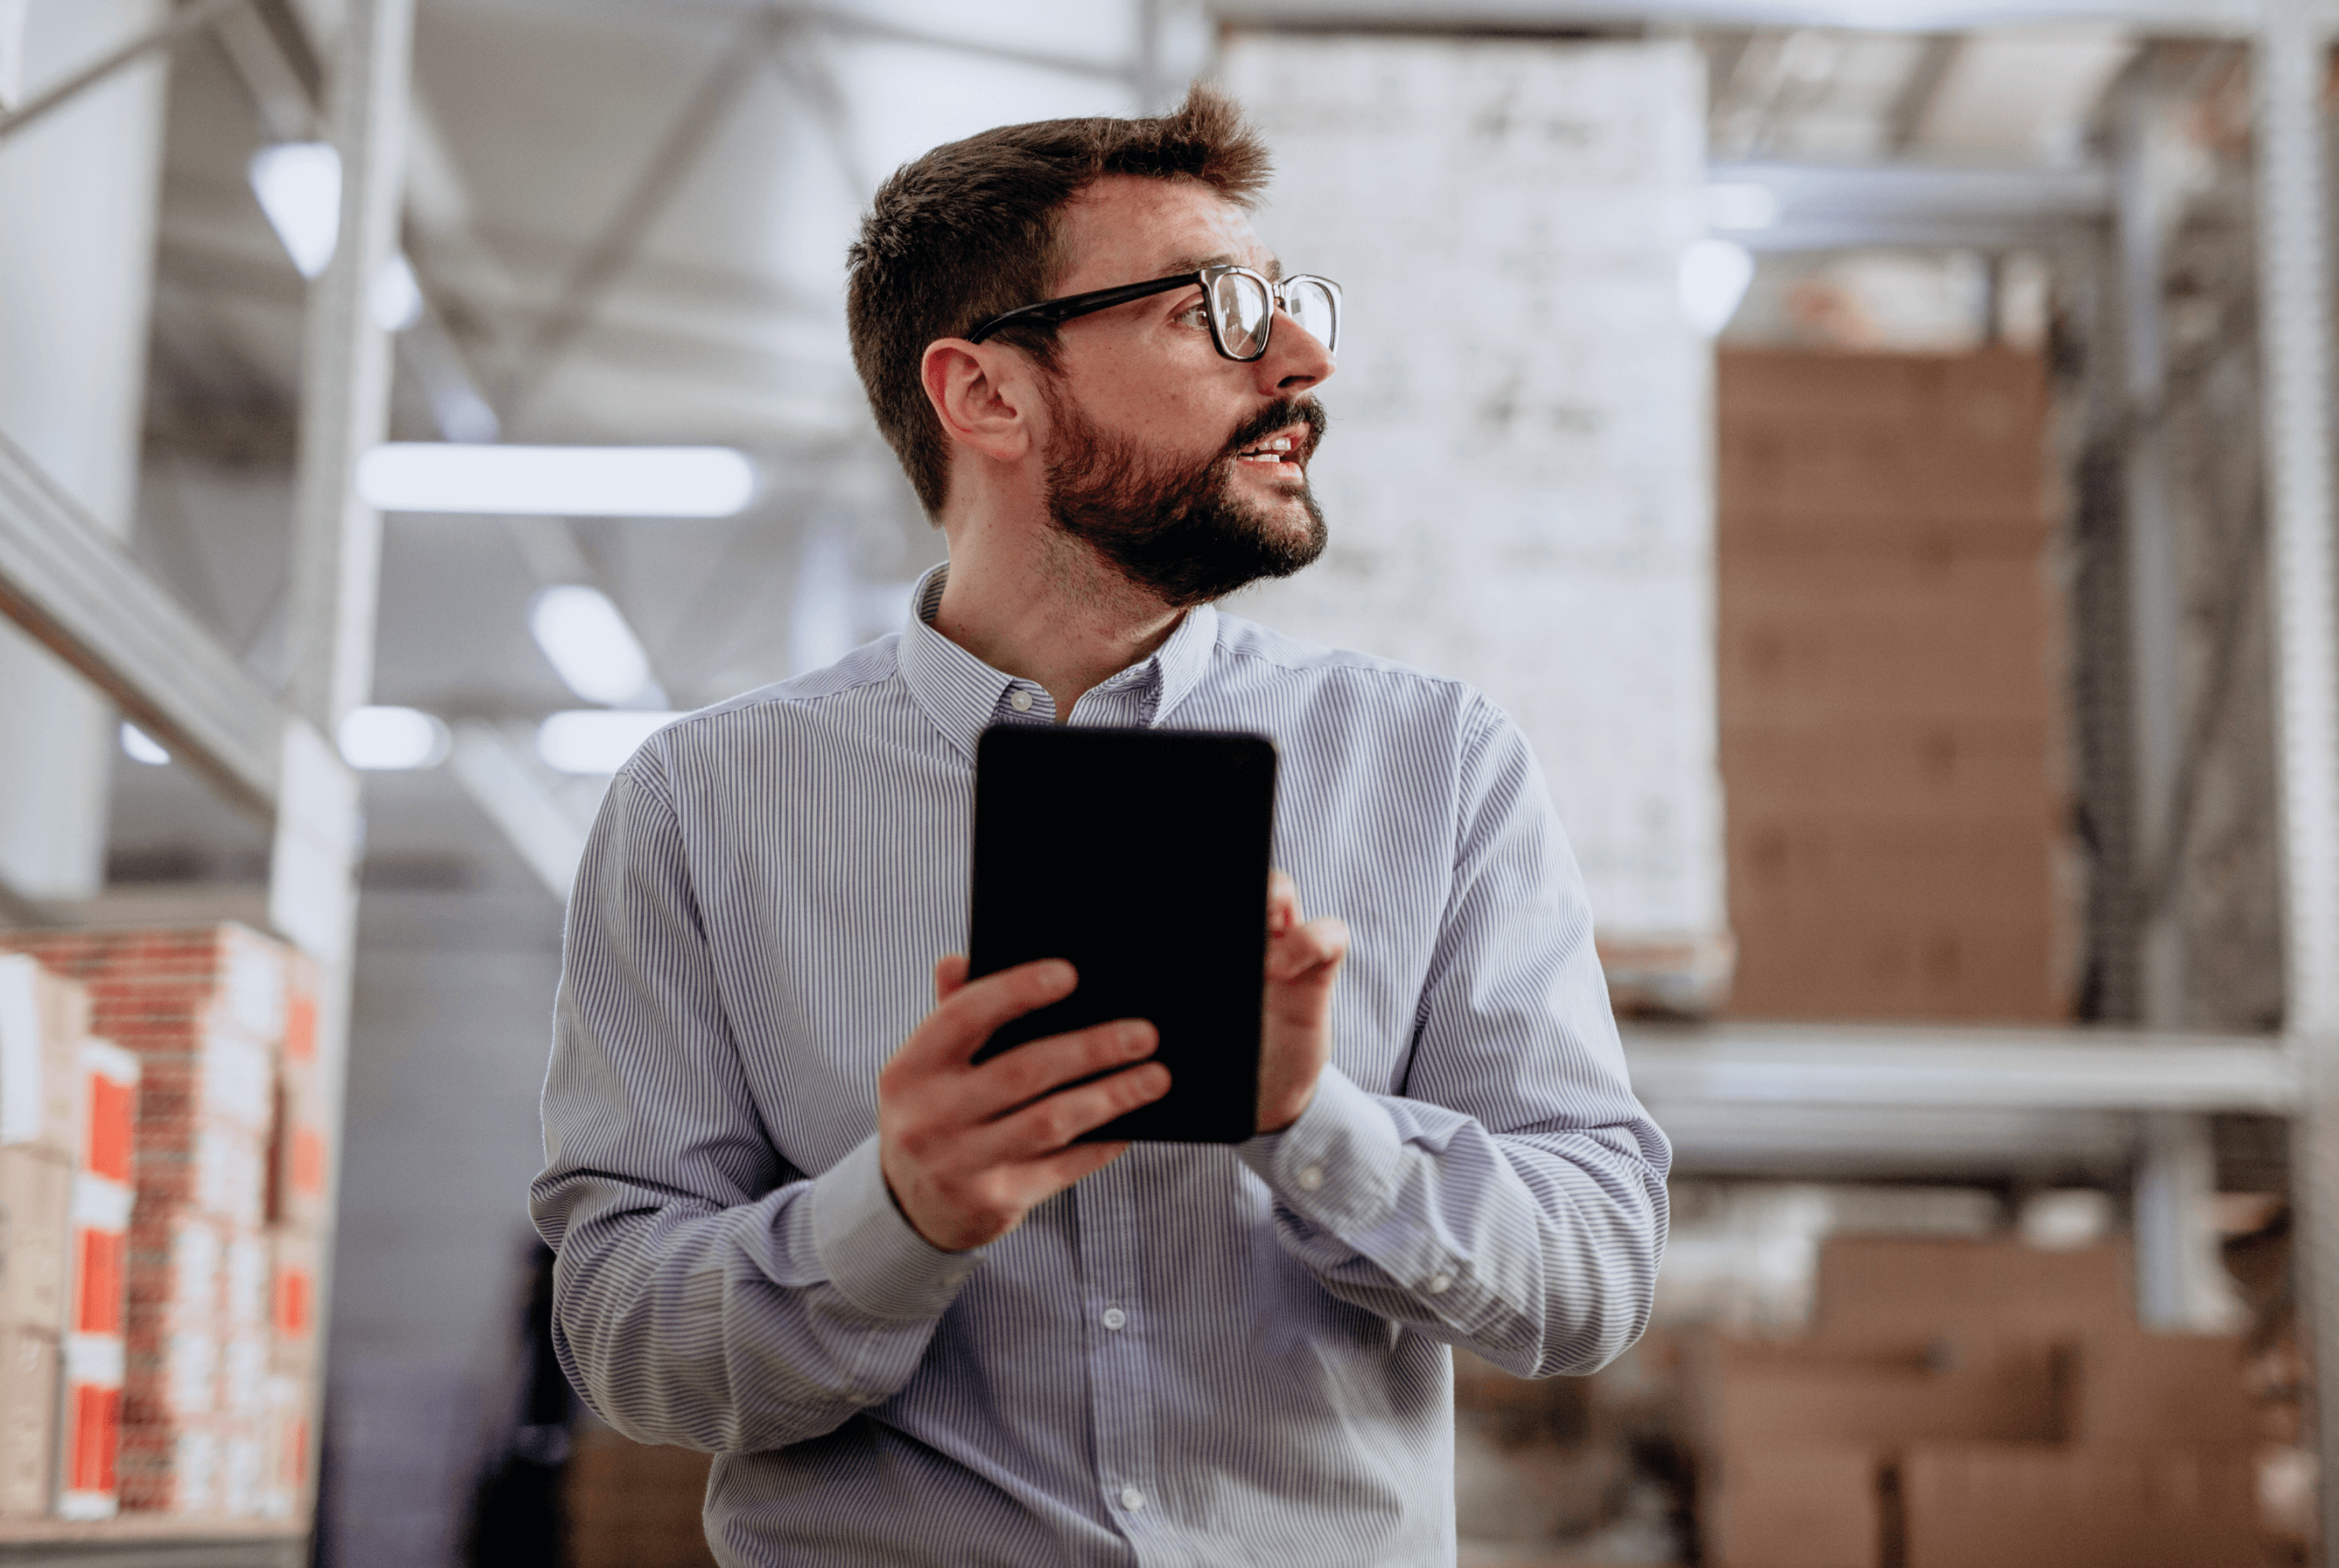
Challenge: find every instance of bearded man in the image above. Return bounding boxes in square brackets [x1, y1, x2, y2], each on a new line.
[532, 86, 1668, 1567]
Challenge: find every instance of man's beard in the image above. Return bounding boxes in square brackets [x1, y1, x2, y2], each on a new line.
[1040, 390, 1330, 609]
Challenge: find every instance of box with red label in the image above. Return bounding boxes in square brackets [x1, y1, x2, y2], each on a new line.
[55, 1040, 139, 1521]
[268, 1229, 321, 1374]
[54, 1332, 122, 1520]
[268, 1066, 329, 1228]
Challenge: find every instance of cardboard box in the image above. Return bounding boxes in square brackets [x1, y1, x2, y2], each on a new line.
[0, 1147, 69, 1334]
[268, 1061, 330, 1228]
[1899, 1442, 2256, 1568]
[0, 929, 315, 1520]
[0, 1324, 57, 1519]
[67, 1173, 132, 1338]
[1811, 1237, 2132, 1344]
[2063, 1330, 2257, 1450]
[1701, 1441, 1877, 1568]
[1706, 1335, 2062, 1447]
[0, 954, 86, 1160]
[258, 1372, 310, 1520]
[268, 1228, 321, 1373]
[567, 1422, 720, 1568]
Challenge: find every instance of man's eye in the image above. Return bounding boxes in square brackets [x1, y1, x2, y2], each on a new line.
[1174, 301, 1209, 329]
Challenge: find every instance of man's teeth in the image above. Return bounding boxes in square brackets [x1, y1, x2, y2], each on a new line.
[1238, 437, 1296, 461]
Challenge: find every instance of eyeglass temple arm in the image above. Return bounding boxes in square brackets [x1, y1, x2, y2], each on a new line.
[965, 273, 1202, 344]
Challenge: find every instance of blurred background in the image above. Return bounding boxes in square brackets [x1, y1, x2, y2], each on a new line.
[0, 0, 2329, 1564]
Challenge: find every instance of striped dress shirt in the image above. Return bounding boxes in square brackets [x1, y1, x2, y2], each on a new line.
[532, 564, 1670, 1567]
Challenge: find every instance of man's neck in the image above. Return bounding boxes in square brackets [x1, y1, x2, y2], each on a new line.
[933, 512, 1186, 721]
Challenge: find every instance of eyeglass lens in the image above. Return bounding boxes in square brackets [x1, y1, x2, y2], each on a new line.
[1282, 279, 1337, 354]
[1210, 272, 1274, 359]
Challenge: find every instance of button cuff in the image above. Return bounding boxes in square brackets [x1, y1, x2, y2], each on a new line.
[808, 1134, 984, 1320]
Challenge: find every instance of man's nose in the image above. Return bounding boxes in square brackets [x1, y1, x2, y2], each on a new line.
[1255, 309, 1334, 394]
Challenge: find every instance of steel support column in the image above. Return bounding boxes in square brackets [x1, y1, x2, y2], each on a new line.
[2116, 78, 2191, 1030]
[2251, 0, 2339, 1553]
[269, 0, 412, 1535]
[2113, 72, 2232, 1330]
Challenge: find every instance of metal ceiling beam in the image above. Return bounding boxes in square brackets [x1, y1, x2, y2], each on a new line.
[0, 0, 248, 142]
[0, 429, 284, 820]
[1214, 0, 2283, 36]
[496, 10, 779, 424]
[1710, 158, 2114, 250]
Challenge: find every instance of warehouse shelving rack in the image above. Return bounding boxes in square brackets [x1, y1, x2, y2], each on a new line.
[1, 0, 2336, 1560]
[0, 0, 403, 1558]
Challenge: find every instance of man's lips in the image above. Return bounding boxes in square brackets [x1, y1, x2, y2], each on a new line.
[1232, 424, 1313, 470]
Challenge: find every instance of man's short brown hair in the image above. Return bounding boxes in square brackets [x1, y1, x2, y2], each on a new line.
[846, 84, 1272, 520]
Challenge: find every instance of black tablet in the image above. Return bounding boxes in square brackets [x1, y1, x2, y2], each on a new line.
[968, 724, 1279, 1144]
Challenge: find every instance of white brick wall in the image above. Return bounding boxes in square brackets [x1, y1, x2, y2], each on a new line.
[1222, 36, 1729, 1000]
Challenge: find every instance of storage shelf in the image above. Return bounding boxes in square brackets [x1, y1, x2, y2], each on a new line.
[1623, 1021, 2297, 1179]
[0, 1518, 302, 1568]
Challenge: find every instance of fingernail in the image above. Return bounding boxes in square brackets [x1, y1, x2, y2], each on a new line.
[1122, 1020, 1154, 1053]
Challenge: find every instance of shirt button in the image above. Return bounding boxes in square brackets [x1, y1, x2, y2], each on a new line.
[1119, 1487, 1145, 1511]
[1426, 1273, 1454, 1295]
[1297, 1165, 1325, 1192]
[1008, 690, 1033, 713]
[1101, 1307, 1127, 1331]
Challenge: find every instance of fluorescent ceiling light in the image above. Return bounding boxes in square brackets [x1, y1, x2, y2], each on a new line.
[249, 142, 341, 279]
[1679, 239, 1755, 337]
[337, 705, 450, 771]
[119, 723, 169, 766]
[537, 710, 682, 775]
[356, 444, 757, 518]
[530, 586, 655, 706]
[1706, 182, 1779, 233]
[370, 253, 424, 333]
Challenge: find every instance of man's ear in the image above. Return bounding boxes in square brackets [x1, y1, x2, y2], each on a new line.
[920, 339, 1036, 466]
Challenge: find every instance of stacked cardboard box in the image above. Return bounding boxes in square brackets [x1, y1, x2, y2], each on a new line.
[1696, 1235, 2258, 1567]
[0, 954, 81, 1519]
[0, 927, 324, 1521]
[567, 1422, 718, 1568]
[56, 1038, 139, 1519]
[0, 954, 141, 1523]
[1716, 349, 2064, 1020]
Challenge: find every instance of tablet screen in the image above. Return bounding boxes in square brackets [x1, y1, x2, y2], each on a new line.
[968, 725, 1278, 1144]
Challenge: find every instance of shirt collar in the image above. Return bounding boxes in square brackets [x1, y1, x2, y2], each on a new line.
[896, 560, 1220, 756]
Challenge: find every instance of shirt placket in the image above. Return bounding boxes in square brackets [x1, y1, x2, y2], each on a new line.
[1074, 1155, 1163, 1563]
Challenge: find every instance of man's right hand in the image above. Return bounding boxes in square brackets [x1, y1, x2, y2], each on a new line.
[878, 956, 1169, 1253]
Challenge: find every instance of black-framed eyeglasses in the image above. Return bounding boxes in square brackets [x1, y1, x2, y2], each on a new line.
[967, 264, 1341, 363]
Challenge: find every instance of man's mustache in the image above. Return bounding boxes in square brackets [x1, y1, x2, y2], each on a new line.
[1221, 398, 1330, 462]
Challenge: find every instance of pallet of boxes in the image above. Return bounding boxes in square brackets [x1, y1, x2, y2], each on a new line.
[1, 951, 138, 1523]
[1693, 1234, 2264, 1568]
[0, 926, 327, 1539]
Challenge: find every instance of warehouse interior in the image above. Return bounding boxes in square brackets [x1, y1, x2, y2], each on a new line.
[0, 0, 2333, 1563]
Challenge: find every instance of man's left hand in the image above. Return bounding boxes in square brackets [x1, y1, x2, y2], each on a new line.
[1259, 870, 1348, 1134]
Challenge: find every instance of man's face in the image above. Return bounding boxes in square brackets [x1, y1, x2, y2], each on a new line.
[1033, 176, 1337, 606]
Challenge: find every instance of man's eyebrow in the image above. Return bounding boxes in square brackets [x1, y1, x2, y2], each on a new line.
[1160, 252, 1286, 282]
